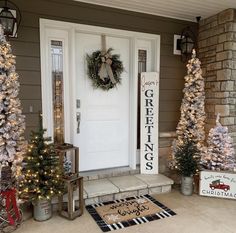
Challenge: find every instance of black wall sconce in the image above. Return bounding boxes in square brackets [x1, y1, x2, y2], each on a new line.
[177, 26, 196, 62]
[177, 17, 201, 62]
[0, 0, 21, 38]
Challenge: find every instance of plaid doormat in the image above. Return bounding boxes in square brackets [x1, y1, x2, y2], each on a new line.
[86, 194, 176, 232]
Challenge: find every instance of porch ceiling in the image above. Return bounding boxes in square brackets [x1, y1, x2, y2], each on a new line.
[74, 0, 236, 22]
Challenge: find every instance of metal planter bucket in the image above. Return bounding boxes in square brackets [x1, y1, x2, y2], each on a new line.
[33, 199, 52, 221]
[181, 176, 193, 196]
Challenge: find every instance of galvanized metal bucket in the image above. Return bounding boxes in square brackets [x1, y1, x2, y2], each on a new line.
[181, 176, 193, 196]
[33, 199, 52, 221]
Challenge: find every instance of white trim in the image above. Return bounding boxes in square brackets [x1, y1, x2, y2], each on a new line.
[129, 37, 138, 169]
[40, 19, 160, 43]
[62, 30, 71, 143]
[39, 25, 71, 140]
[39, 25, 53, 138]
[39, 18, 160, 169]
[69, 27, 76, 143]
[173, 34, 181, 55]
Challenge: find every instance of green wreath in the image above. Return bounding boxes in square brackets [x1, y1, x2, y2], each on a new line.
[86, 48, 124, 90]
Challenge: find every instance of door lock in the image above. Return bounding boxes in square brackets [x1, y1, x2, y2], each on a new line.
[76, 99, 80, 108]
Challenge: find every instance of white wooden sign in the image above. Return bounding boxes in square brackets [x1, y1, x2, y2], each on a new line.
[200, 170, 236, 200]
[140, 72, 159, 174]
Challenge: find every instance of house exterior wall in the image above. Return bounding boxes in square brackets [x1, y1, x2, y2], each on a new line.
[198, 8, 236, 147]
[9, 0, 196, 144]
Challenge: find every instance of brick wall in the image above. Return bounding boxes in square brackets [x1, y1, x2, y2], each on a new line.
[198, 8, 236, 146]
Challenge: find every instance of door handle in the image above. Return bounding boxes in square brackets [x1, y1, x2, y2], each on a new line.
[76, 112, 81, 134]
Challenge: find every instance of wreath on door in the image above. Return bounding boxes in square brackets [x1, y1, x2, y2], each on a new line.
[86, 35, 124, 90]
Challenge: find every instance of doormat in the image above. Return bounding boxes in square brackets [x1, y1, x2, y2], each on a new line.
[86, 194, 176, 232]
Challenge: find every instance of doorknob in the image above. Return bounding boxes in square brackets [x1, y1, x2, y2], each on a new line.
[76, 112, 81, 134]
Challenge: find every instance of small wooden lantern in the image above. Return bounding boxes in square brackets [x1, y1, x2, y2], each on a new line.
[56, 145, 84, 220]
[56, 145, 79, 176]
[58, 176, 84, 220]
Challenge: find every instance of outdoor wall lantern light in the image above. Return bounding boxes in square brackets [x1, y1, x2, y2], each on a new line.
[177, 26, 196, 62]
[177, 16, 201, 62]
[0, 0, 21, 37]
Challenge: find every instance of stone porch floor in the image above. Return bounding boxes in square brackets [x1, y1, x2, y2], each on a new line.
[16, 189, 236, 233]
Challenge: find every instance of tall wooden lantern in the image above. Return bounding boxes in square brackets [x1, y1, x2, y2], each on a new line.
[56, 146, 84, 220]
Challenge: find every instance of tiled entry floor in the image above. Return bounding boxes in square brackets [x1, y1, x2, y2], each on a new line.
[83, 174, 174, 205]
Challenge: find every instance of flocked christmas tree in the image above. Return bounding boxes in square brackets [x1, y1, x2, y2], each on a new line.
[201, 113, 236, 171]
[0, 25, 25, 176]
[170, 49, 206, 171]
[19, 115, 63, 201]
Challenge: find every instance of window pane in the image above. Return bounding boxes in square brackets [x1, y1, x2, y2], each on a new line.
[51, 40, 64, 144]
[137, 50, 147, 149]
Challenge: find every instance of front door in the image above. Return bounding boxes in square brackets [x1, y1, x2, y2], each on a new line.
[40, 19, 160, 172]
[74, 33, 130, 171]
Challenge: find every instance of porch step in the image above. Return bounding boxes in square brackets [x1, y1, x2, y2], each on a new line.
[84, 174, 174, 205]
[22, 172, 173, 218]
[51, 173, 173, 206]
[80, 166, 140, 181]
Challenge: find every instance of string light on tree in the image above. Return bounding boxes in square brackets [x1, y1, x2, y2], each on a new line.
[0, 24, 25, 230]
[170, 49, 206, 169]
[19, 115, 63, 201]
[0, 25, 25, 173]
[201, 113, 236, 171]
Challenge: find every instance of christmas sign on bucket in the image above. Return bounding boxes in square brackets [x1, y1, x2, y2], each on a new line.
[140, 72, 159, 174]
[199, 170, 236, 200]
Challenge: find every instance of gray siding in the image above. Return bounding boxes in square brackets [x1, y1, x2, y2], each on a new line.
[10, 0, 196, 137]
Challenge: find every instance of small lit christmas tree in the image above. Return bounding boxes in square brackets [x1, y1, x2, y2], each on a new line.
[202, 113, 236, 171]
[174, 139, 200, 177]
[0, 25, 25, 172]
[171, 49, 206, 169]
[19, 115, 63, 201]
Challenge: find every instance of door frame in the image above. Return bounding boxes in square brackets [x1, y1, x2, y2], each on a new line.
[40, 18, 160, 169]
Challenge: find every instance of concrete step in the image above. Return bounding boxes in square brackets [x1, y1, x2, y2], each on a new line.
[80, 166, 140, 181]
[84, 174, 174, 205]
[51, 173, 173, 206]
[25, 173, 174, 218]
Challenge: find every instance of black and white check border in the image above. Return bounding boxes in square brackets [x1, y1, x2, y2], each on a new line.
[86, 194, 176, 232]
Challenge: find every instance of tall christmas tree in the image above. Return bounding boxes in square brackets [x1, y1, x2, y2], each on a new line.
[19, 115, 63, 201]
[0, 25, 25, 174]
[0, 25, 25, 231]
[171, 49, 206, 169]
[202, 114, 236, 171]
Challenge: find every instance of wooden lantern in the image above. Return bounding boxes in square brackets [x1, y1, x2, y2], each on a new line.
[56, 145, 84, 219]
[58, 176, 84, 220]
[56, 145, 79, 177]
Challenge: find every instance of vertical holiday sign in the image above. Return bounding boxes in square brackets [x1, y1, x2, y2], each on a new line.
[140, 72, 159, 174]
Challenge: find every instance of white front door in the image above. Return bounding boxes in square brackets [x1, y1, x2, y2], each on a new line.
[39, 19, 160, 172]
[74, 33, 130, 171]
